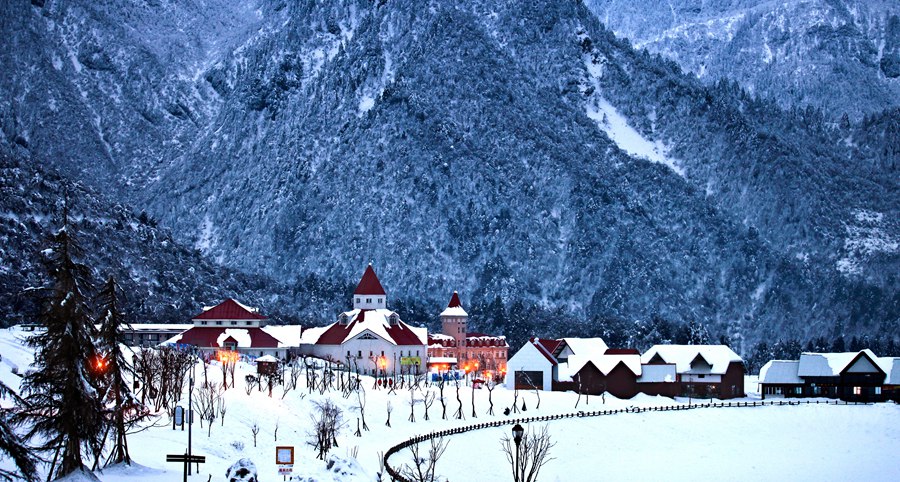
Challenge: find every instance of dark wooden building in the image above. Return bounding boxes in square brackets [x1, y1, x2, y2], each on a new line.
[761, 350, 895, 402]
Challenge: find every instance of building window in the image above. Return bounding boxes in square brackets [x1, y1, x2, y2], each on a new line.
[853, 387, 862, 395]
[231, 321, 237, 325]
[246, 321, 252, 326]
[366, 298, 372, 303]
[356, 298, 360, 303]
[216, 321, 223, 326]
[875, 387, 882, 395]
[378, 298, 383, 304]
[358, 350, 362, 358]
[201, 321, 207, 325]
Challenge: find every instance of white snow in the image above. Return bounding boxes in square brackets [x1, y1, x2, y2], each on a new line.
[2, 326, 899, 482]
[759, 360, 803, 384]
[439, 306, 468, 317]
[586, 98, 686, 177]
[642, 345, 742, 374]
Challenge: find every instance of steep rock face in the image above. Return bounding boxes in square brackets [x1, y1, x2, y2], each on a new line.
[584, 0, 900, 120]
[0, 0, 896, 346]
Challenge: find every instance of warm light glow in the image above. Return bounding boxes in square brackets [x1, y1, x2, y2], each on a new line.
[216, 350, 240, 364]
[378, 356, 387, 370]
[93, 355, 107, 372]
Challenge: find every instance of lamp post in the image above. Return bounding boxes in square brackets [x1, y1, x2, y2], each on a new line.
[512, 423, 524, 482]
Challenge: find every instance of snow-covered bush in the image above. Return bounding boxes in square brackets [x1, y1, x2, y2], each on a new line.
[226, 458, 257, 482]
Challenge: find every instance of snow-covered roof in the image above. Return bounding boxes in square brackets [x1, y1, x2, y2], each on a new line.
[876, 357, 900, 385]
[440, 291, 468, 317]
[637, 364, 676, 383]
[261, 325, 304, 347]
[563, 353, 642, 379]
[797, 350, 880, 377]
[641, 345, 742, 375]
[125, 324, 193, 331]
[428, 356, 458, 364]
[314, 309, 426, 346]
[299, 325, 329, 345]
[255, 355, 279, 363]
[559, 338, 608, 358]
[759, 360, 803, 384]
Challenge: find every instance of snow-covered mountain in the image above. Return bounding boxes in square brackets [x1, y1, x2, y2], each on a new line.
[584, 0, 900, 120]
[1, 0, 897, 348]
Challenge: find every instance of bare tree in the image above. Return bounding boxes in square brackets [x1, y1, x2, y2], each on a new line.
[437, 376, 448, 420]
[355, 386, 370, 432]
[422, 389, 435, 421]
[218, 396, 227, 427]
[453, 378, 464, 420]
[501, 425, 556, 482]
[307, 400, 345, 460]
[250, 422, 260, 448]
[385, 401, 393, 428]
[398, 436, 449, 482]
[485, 378, 497, 416]
[274, 419, 279, 441]
[244, 374, 257, 396]
[408, 389, 418, 423]
[193, 382, 222, 437]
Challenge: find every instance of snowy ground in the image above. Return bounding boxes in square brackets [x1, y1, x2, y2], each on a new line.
[2, 326, 899, 481]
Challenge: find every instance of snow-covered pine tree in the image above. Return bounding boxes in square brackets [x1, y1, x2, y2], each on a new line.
[18, 200, 104, 479]
[0, 380, 38, 482]
[95, 275, 144, 467]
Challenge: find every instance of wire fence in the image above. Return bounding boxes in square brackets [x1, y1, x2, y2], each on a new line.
[382, 398, 866, 482]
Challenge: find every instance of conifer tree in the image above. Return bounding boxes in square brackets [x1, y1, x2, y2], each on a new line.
[0, 381, 38, 482]
[95, 275, 143, 467]
[18, 200, 104, 479]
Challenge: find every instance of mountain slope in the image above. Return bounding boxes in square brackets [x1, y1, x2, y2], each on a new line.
[584, 0, 900, 121]
[0, 0, 896, 348]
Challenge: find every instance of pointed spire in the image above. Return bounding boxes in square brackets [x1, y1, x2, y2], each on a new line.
[354, 264, 386, 295]
[440, 291, 468, 317]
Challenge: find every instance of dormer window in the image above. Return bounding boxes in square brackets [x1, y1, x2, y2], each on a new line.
[216, 321, 223, 326]
[339, 313, 349, 325]
[389, 313, 400, 325]
[201, 321, 207, 325]
[231, 321, 237, 326]
[246, 321, 252, 326]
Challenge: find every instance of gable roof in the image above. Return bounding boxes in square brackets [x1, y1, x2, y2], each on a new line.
[354, 265, 386, 296]
[759, 360, 803, 384]
[566, 353, 642, 378]
[556, 338, 609, 359]
[524, 338, 559, 366]
[167, 326, 282, 348]
[192, 299, 267, 321]
[797, 349, 884, 377]
[313, 309, 426, 346]
[876, 357, 900, 385]
[640, 345, 742, 375]
[440, 291, 468, 317]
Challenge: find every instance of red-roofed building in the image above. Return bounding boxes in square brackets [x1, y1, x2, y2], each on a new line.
[299, 266, 427, 374]
[163, 299, 289, 358]
[426, 291, 508, 379]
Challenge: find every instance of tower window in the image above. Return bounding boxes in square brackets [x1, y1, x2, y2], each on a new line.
[356, 298, 360, 303]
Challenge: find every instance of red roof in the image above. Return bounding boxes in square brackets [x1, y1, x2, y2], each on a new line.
[447, 291, 463, 308]
[176, 327, 281, 348]
[605, 348, 640, 355]
[315, 310, 424, 346]
[529, 337, 559, 366]
[192, 299, 267, 321]
[354, 265, 386, 295]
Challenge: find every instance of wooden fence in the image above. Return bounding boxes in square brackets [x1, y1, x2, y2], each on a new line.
[383, 399, 865, 482]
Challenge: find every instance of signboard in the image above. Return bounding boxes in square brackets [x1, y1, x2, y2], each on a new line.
[278, 465, 293, 475]
[276, 446, 294, 465]
[400, 357, 421, 366]
[174, 406, 184, 426]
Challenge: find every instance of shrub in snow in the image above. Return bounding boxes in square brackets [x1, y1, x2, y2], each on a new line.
[226, 458, 257, 482]
[290, 454, 371, 482]
[230, 440, 245, 452]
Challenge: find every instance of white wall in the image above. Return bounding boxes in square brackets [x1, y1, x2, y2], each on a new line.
[505, 343, 553, 391]
[300, 337, 425, 374]
[353, 295, 386, 310]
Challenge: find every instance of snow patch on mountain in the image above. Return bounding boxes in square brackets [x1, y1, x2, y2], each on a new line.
[837, 209, 899, 276]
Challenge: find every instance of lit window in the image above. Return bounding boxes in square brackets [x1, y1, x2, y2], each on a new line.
[853, 387, 862, 395]
[875, 387, 882, 395]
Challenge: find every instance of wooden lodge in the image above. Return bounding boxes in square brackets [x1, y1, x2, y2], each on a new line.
[760, 350, 899, 402]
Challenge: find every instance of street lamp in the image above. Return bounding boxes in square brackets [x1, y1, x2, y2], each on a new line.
[512, 423, 524, 482]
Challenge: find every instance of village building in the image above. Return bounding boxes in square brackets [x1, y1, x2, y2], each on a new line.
[298, 265, 427, 375]
[641, 345, 745, 399]
[426, 292, 508, 379]
[507, 339, 741, 399]
[759, 350, 896, 402]
[122, 323, 192, 347]
[163, 298, 290, 359]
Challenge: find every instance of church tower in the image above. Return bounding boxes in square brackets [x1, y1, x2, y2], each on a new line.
[353, 264, 386, 310]
[440, 291, 468, 346]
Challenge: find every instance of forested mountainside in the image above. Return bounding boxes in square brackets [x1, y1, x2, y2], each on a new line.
[1, 0, 897, 351]
[584, 0, 900, 121]
[0, 152, 309, 327]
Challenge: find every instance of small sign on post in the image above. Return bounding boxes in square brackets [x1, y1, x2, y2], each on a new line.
[167, 453, 206, 482]
[276, 446, 294, 479]
[174, 406, 184, 428]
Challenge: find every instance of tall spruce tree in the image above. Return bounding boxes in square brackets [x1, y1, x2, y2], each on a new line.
[0, 381, 38, 482]
[95, 275, 142, 467]
[18, 201, 104, 479]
